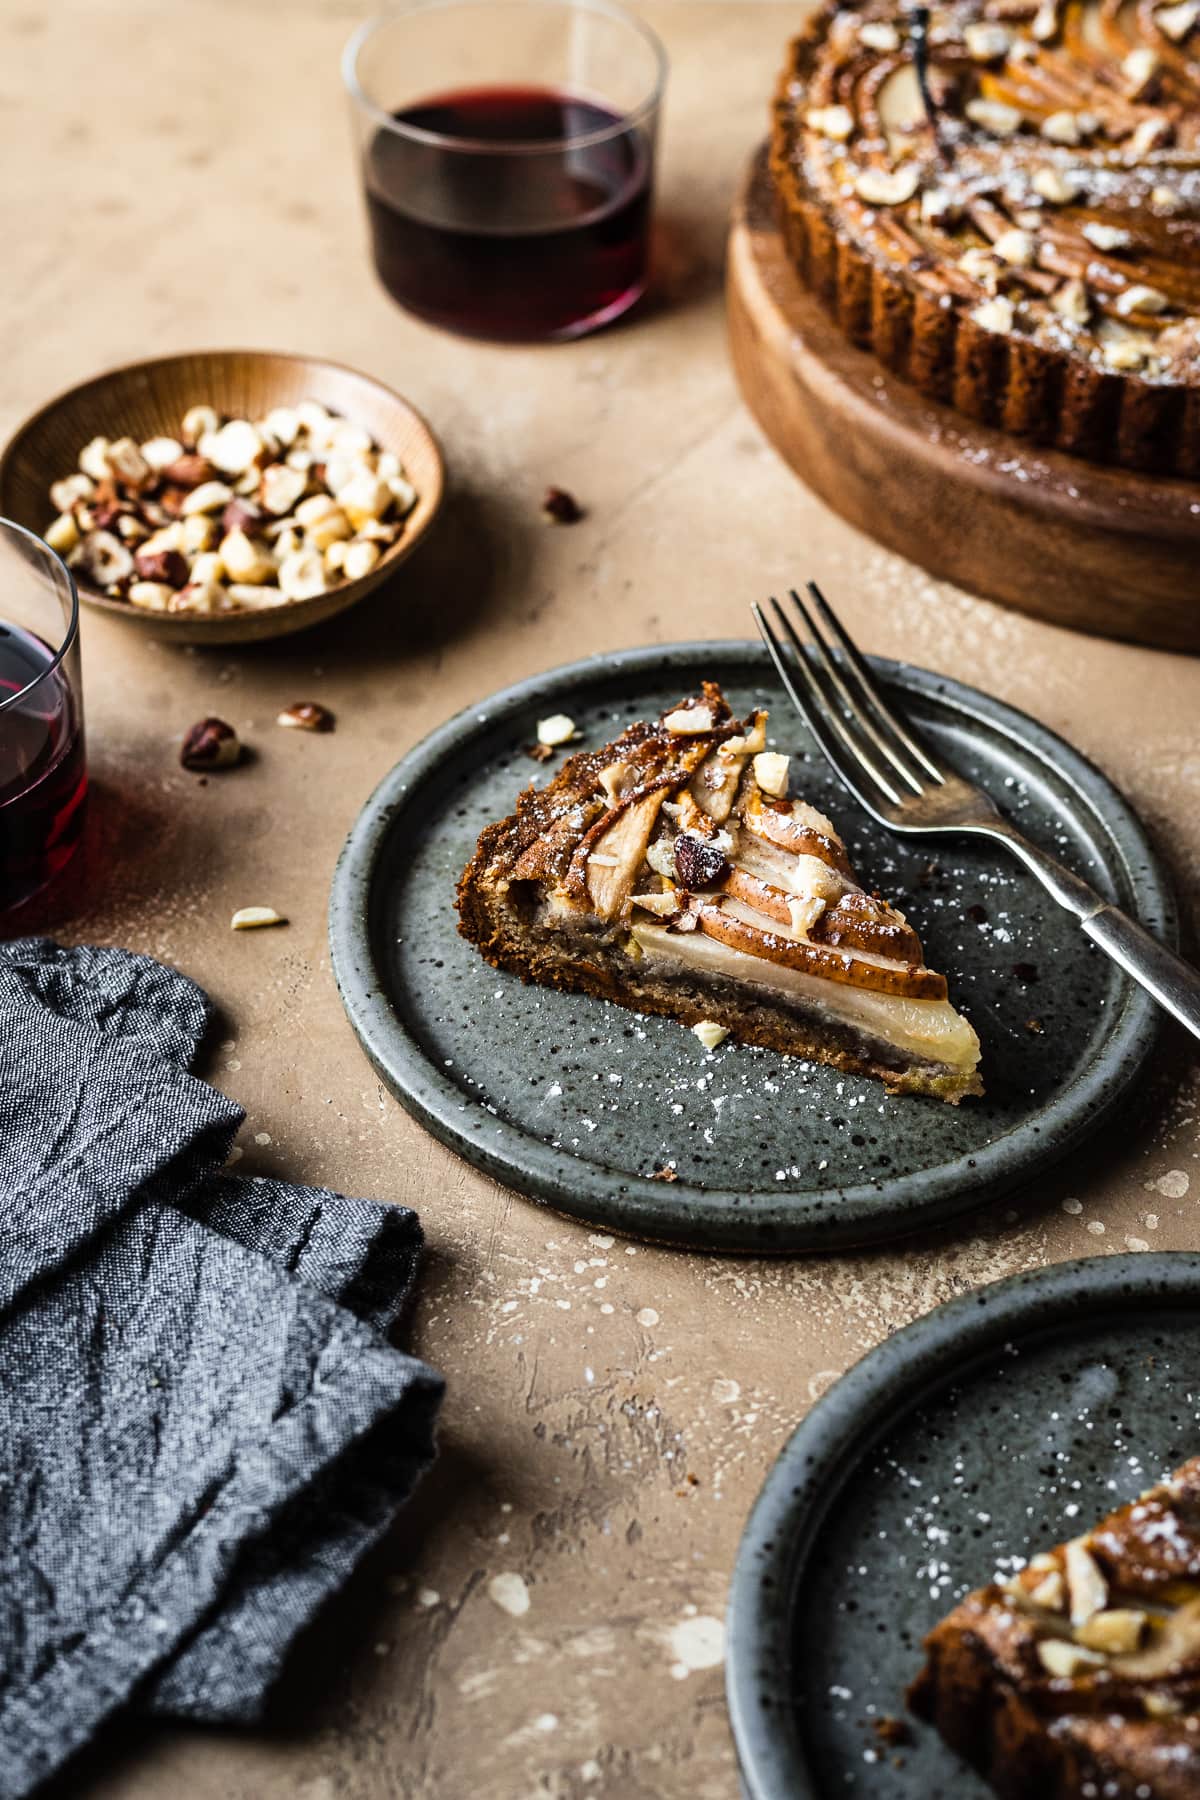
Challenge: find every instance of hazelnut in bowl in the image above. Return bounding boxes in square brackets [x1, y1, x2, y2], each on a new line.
[0, 349, 445, 644]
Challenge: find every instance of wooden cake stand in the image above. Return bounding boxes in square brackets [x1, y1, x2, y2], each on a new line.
[727, 148, 1200, 654]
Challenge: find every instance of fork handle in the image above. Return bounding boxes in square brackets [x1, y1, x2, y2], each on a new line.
[1081, 906, 1200, 1042]
[986, 825, 1200, 1042]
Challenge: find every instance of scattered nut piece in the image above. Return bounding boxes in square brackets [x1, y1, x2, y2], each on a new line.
[860, 20, 900, 49]
[1064, 1539, 1108, 1625]
[141, 436, 184, 471]
[277, 701, 335, 732]
[972, 295, 1016, 333]
[541, 485, 583, 524]
[966, 98, 1024, 136]
[1151, 183, 1184, 214]
[1075, 1608, 1147, 1653]
[536, 713, 578, 747]
[753, 751, 790, 797]
[128, 581, 175, 611]
[994, 227, 1036, 267]
[1145, 1692, 1183, 1718]
[854, 164, 921, 205]
[692, 1020, 729, 1050]
[1040, 110, 1081, 144]
[231, 906, 287, 930]
[1114, 283, 1170, 315]
[1037, 1639, 1107, 1678]
[1082, 221, 1133, 252]
[806, 103, 855, 140]
[180, 717, 241, 771]
[965, 20, 1012, 58]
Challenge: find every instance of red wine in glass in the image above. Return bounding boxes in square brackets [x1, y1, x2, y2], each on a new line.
[0, 623, 87, 914]
[364, 84, 653, 341]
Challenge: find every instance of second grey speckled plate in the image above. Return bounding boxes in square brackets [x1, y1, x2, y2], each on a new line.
[726, 1253, 1200, 1798]
[329, 643, 1172, 1252]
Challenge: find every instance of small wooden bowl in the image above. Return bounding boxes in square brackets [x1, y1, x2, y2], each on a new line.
[0, 349, 445, 645]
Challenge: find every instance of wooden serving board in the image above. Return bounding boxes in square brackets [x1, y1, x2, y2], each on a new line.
[727, 147, 1200, 654]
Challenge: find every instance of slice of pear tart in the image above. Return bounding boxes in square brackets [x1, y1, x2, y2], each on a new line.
[456, 682, 982, 1101]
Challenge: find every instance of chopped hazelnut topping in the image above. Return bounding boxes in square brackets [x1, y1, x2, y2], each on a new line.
[1074, 1608, 1147, 1653]
[752, 752, 790, 798]
[1064, 1539, 1108, 1626]
[965, 20, 1012, 58]
[1052, 278, 1091, 326]
[859, 20, 900, 49]
[1114, 283, 1170, 316]
[1121, 45, 1160, 96]
[806, 103, 855, 140]
[691, 1020, 730, 1050]
[993, 228, 1036, 267]
[663, 705, 716, 734]
[854, 164, 921, 205]
[1155, 0, 1199, 37]
[1032, 166, 1084, 205]
[1082, 222, 1133, 252]
[966, 98, 1023, 136]
[1041, 110, 1082, 144]
[1037, 1639, 1107, 1678]
[971, 295, 1015, 333]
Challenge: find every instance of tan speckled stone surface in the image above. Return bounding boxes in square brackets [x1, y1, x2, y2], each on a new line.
[4, 3, 1198, 1796]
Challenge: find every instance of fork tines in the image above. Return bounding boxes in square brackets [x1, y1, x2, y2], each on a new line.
[752, 584, 948, 814]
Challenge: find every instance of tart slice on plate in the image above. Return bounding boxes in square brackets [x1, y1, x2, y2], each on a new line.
[909, 1457, 1200, 1798]
[456, 682, 981, 1101]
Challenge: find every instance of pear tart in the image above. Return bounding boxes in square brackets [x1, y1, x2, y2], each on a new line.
[910, 1457, 1200, 1797]
[456, 684, 982, 1102]
[771, 0, 1200, 473]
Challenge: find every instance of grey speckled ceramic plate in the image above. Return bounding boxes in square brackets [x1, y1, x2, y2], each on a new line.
[328, 643, 1172, 1252]
[726, 1253, 1200, 1799]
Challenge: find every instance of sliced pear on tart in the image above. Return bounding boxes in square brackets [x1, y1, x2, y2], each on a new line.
[456, 682, 982, 1102]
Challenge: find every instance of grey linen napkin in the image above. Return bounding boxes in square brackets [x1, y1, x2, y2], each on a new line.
[0, 938, 444, 1797]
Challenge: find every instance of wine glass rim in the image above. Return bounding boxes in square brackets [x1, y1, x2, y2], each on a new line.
[0, 516, 79, 717]
[342, 0, 667, 154]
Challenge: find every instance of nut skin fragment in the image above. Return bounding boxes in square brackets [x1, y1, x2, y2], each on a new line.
[180, 717, 241, 771]
[230, 907, 287, 930]
[541, 486, 583, 524]
[134, 546, 189, 588]
[276, 701, 335, 733]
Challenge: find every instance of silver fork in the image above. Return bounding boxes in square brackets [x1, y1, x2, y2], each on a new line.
[752, 583, 1200, 1043]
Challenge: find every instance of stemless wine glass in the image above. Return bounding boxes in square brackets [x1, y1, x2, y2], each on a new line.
[0, 519, 86, 915]
[343, 0, 667, 342]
